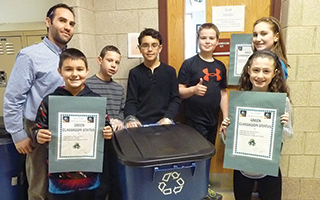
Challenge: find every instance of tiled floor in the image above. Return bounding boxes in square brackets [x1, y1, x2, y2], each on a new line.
[209, 173, 260, 200]
[106, 173, 259, 200]
[209, 173, 234, 200]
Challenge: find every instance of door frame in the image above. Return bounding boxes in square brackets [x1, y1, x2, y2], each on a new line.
[158, 0, 281, 63]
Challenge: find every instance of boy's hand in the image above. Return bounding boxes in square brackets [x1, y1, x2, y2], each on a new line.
[124, 115, 141, 128]
[37, 129, 51, 144]
[281, 113, 289, 124]
[103, 126, 113, 140]
[157, 118, 173, 125]
[194, 78, 207, 96]
[125, 121, 142, 128]
[110, 118, 124, 131]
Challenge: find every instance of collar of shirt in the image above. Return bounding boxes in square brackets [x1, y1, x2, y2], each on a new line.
[43, 36, 67, 55]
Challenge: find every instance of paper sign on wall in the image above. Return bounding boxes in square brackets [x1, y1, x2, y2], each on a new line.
[212, 5, 245, 32]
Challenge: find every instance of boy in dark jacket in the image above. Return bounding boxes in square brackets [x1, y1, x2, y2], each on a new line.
[34, 48, 113, 200]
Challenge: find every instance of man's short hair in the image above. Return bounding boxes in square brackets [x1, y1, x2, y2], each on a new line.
[47, 3, 75, 21]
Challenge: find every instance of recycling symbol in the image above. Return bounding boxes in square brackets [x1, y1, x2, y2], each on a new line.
[158, 171, 185, 195]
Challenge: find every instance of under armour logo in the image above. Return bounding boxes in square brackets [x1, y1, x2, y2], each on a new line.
[202, 68, 221, 81]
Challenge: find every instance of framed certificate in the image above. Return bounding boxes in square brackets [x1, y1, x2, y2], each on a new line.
[228, 34, 253, 85]
[234, 44, 253, 76]
[57, 113, 99, 160]
[48, 96, 107, 173]
[233, 107, 276, 160]
[223, 91, 286, 176]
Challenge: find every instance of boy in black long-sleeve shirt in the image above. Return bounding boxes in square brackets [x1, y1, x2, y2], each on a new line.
[124, 28, 180, 127]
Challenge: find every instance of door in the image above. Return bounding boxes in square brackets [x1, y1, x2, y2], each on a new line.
[160, 0, 278, 174]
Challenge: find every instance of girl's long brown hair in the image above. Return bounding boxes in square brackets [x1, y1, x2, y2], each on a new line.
[253, 17, 289, 69]
[238, 50, 290, 98]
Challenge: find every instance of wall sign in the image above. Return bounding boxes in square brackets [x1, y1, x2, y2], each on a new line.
[213, 38, 231, 56]
[212, 5, 245, 32]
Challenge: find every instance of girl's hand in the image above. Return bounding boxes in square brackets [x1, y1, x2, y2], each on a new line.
[36, 129, 51, 144]
[103, 126, 113, 140]
[219, 117, 230, 135]
[281, 113, 289, 124]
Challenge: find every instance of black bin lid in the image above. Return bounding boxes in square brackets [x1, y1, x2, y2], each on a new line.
[112, 124, 215, 167]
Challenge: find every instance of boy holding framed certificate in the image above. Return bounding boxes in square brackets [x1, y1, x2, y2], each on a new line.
[34, 48, 113, 200]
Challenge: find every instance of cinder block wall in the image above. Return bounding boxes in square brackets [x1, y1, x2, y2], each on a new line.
[281, 0, 320, 199]
[63, 0, 159, 91]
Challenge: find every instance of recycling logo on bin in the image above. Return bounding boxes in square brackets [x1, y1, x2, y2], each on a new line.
[158, 171, 185, 195]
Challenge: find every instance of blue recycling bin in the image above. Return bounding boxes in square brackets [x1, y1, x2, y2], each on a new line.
[112, 124, 215, 200]
[0, 138, 20, 200]
[0, 117, 26, 200]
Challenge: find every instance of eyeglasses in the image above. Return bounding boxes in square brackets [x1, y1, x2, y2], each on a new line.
[139, 43, 160, 49]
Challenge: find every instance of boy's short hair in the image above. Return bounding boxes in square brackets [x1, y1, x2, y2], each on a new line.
[138, 28, 162, 45]
[99, 45, 121, 58]
[59, 48, 88, 69]
[47, 3, 75, 21]
[196, 23, 220, 39]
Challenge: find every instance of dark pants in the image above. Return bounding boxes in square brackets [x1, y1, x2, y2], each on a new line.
[24, 119, 48, 200]
[19, 154, 28, 200]
[95, 140, 122, 200]
[186, 119, 218, 145]
[233, 169, 282, 200]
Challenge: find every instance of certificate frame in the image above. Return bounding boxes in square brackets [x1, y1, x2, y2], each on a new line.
[228, 34, 253, 85]
[48, 96, 107, 173]
[223, 91, 286, 176]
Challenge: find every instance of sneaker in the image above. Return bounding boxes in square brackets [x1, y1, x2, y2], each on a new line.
[204, 186, 223, 200]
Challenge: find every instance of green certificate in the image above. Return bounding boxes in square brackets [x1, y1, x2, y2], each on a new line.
[223, 91, 286, 176]
[48, 96, 107, 173]
[228, 34, 253, 85]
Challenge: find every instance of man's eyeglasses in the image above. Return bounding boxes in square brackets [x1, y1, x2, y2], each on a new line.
[139, 43, 160, 49]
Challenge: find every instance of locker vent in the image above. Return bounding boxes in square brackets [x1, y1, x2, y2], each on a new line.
[0, 40, 15, 55]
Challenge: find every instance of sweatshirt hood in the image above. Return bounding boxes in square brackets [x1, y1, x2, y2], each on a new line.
[52, 84, 98, 96]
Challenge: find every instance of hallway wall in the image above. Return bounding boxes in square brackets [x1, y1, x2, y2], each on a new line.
[281, 0, 320, 199]
[63, 0, 158, 90]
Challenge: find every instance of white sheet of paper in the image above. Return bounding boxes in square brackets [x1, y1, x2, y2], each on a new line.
[212, 5, 245, 32]
[234, 44, 253, 76]
[57, 112, 99, 159]
[233, 107, 276, 160]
